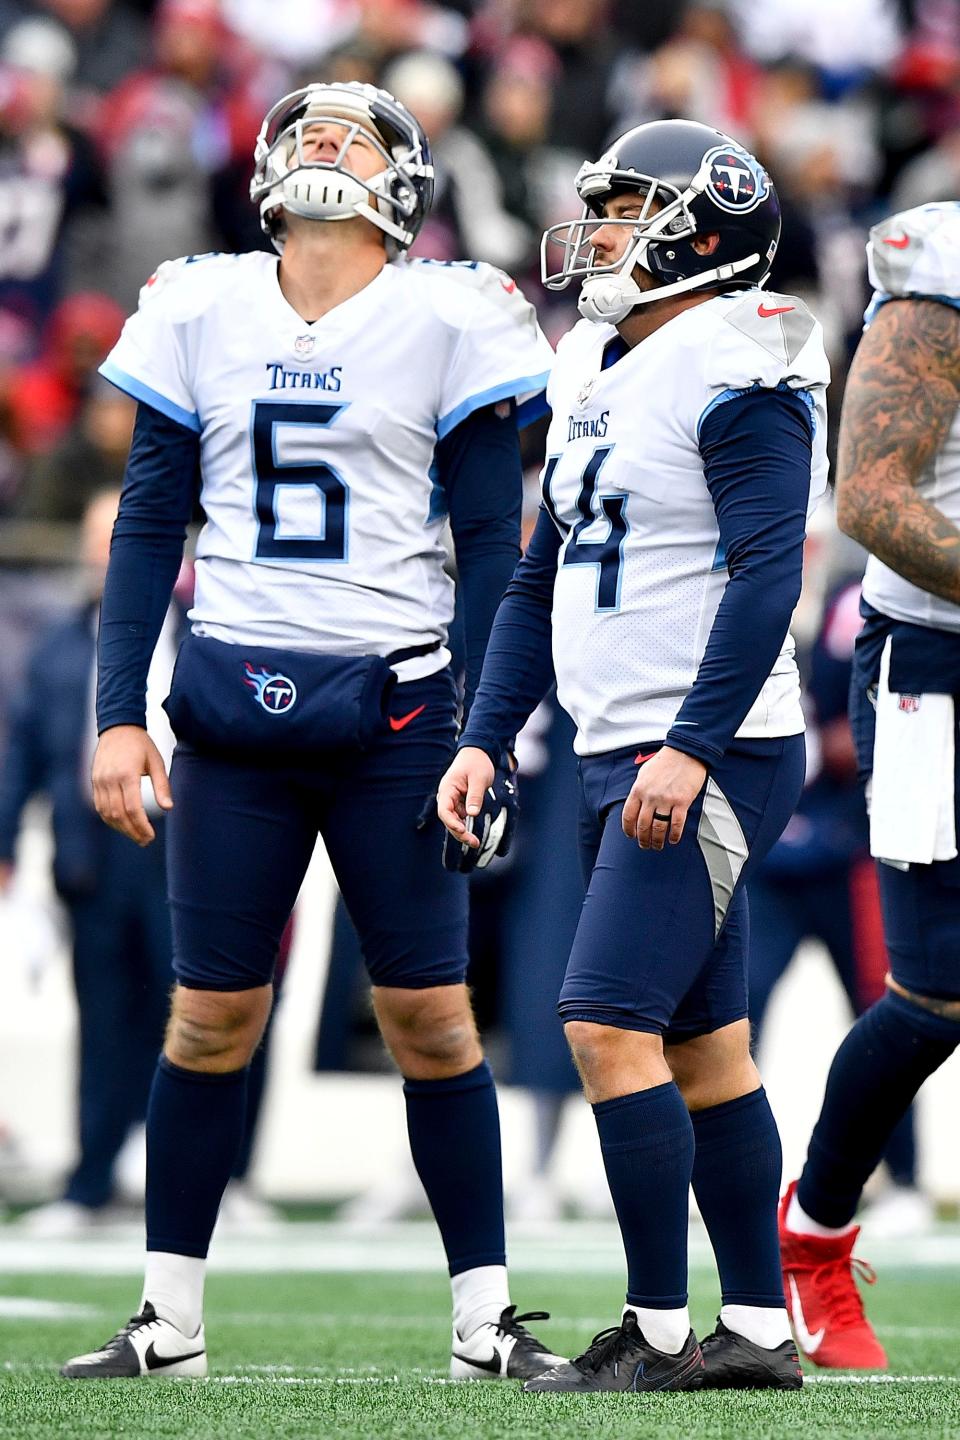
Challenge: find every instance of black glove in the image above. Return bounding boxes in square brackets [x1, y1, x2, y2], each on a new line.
[441, 751, 519, 873]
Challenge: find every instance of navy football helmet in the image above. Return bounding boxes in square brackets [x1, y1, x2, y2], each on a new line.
[541, 119, 781, 324]
[251, 81, 434, 256]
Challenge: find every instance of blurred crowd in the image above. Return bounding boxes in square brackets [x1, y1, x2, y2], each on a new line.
[0, 0, 958, 532]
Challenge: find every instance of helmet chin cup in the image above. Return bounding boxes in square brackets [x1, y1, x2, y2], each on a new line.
[280, 167, 371, 223]
[578, 273, 644, 325]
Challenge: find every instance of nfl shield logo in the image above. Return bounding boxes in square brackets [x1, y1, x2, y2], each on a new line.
[897, 694, 921, 714]
[577, 377, 596, 407]
[293, 334, 315, 359]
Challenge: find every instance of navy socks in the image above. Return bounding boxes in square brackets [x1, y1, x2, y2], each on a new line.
[593, 1081, 694, 1308]
[692, 1087, 785, 1307]
[403, 1060, 506, 1276]
[799, 990, 960, 1227]
[146, 1056, 249, 1258]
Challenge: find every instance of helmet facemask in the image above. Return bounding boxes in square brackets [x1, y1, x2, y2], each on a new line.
[541, 151, 765, 325]
[250, 83, 434, 256]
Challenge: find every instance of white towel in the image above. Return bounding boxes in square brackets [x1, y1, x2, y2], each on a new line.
[83, 605, 180, 817]
[869, 636, 957, 868]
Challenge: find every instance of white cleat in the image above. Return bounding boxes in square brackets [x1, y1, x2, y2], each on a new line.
[60, 1301, 207, 1379]
[860, 1185, 935, 1239]
[450, 1305, 566, 1382]
[15, 1201, 100, 1239]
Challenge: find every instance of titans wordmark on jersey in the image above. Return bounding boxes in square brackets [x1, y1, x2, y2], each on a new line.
[542, 290, 830, 755]
[861, 201, 960, 634]
[100, 251, 553, 667]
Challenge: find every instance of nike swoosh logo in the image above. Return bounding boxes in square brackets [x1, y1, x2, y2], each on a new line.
[389, 704, 426, 732]
[787, 1275, 825, 1355]
[882, 233, 909, 249]
[451, 1348, 501, 1374]
[634, 751, 658, 764]
[757, 303, 795, 318]
[144, 1341, 205, 1371]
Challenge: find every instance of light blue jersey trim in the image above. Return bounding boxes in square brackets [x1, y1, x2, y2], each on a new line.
[516, 390, 551, 428]
[99, 360, 201, 434]
[696, 381, 816, 442]
[436, 371, 551, 440]
[864, 291, 960, 329]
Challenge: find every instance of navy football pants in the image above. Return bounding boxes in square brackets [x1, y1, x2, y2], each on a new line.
[166, 669, 468, 991]
[559, 737, 806, 1037]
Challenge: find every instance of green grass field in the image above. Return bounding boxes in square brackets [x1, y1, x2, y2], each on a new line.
[3, 1258, 960, 1440]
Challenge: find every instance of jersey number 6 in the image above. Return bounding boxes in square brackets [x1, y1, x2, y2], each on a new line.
[252, 400, 348, 562]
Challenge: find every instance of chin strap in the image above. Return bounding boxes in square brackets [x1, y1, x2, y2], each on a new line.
[578, 252, 761, 325]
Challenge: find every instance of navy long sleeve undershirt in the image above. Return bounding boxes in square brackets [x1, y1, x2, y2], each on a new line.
[96, 400, 523, 733]
[458, 505, 560, 764]
[461, 387, 813, 764]
[97, 403, 198, 732]
[665, 387, 812, 764]
[435, 401, 523, 721]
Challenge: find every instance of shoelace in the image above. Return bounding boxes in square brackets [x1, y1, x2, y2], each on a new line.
[808, 1254, 878, 1330]
[574, 1321, 639, 1374]
[98, 1308, 161, 1354]
[496, 1306, 552, 1352]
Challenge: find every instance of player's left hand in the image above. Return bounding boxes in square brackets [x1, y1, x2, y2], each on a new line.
[622, 746, 707, 851]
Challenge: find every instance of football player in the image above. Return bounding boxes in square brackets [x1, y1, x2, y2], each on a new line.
[780, 202, 960, 1368]
[439, 119, 829, 1393]
[60, 81, 562, 1383]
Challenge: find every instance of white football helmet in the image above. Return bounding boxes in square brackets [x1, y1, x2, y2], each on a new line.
[250, 81, 434, 255]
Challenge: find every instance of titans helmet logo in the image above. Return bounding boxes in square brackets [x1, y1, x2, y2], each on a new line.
[703, 145, 770, 215]
[243, 663, 298, 714]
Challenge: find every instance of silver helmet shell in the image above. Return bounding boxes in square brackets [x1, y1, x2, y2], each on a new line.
[250, 81, 434, 256]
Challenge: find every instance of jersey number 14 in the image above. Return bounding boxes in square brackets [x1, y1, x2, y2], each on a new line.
[252, 401, 348, 561]
[543, 446, 628, 611]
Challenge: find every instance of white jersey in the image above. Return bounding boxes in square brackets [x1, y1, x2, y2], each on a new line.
[543, 291, 830, 755]
[101, 251, 553, 671]
[861, 202, 960, 633]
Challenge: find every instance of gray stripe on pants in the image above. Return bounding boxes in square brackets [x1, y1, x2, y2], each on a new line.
[697, 776, 749, 939]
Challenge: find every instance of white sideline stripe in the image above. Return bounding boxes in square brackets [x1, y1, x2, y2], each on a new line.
[4, 1299, 956, 1345]
[0, 1297, 98, 1320]
[2, 1222, 960, 1275]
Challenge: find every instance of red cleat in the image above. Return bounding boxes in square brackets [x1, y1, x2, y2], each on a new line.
[779, 1181, 888, 1369]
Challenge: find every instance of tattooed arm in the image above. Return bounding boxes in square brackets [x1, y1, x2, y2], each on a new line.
[836, 298, 960, 600]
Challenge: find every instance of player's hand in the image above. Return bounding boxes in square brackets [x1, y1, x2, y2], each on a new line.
[0, 862, 13, 896]
[437, 746, 497, 857]
[92, 725, 173, 847]
[443, 750, 519, 872]
[622, 746, 707, 852]
[438, 749, 519, 871]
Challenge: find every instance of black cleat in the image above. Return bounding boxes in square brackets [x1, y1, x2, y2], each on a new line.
[60, 1301, 207, 1380]
[700, 1319, 803, 1390]
[523, 1312, 704, 1393]
[450, 1305, 566, 1381]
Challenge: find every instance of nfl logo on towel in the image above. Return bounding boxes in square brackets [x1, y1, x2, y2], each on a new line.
[897, 694, 921, 714]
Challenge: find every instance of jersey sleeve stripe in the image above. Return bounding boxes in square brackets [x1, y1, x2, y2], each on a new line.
[98, 360, 202, 434]
[696, 381, 816, 441]
[436, 371, 551, 439]
[864, 291, 960, 329]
